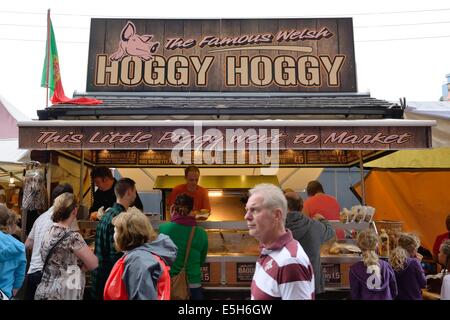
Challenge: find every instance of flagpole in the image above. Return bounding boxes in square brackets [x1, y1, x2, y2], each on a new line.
[45, 9, 51, 108]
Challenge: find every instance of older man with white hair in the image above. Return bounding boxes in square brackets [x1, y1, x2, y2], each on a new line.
[245, 184, 315, 300]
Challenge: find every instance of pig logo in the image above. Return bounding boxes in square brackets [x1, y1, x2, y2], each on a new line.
[110, 21, 160, 61]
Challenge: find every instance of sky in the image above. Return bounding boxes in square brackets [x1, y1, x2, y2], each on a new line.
[0, 0, 449, 119]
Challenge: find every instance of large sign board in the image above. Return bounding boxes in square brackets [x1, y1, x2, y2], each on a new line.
[87, 18, 356, 92]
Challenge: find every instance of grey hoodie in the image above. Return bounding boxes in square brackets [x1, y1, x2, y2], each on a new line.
[123, 233, 178, 300]
[285, 211, 335, 294]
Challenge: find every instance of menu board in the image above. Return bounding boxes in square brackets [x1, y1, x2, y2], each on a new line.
[201, 263, 211, 282]
[322, 264, 341, 285]
[236, 263, 256, 282]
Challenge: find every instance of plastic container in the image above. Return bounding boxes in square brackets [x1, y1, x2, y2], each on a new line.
[379, 229, 390, 257]
[375, 220, 403, 250]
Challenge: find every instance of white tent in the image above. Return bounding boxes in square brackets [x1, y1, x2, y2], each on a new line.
[405, 101, 450, 147]
[365, 101, 450, 168]
[0, 95, 31, 186]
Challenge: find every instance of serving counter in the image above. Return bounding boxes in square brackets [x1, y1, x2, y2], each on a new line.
[79, 218, 369, 291]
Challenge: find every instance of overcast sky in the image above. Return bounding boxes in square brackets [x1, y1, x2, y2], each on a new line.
[1, 0, 449, 118]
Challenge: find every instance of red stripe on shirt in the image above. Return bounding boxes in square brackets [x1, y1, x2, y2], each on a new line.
[278, 263, 314, 284]
[258, 255, 313, 283]
[251, 280, 281, 300]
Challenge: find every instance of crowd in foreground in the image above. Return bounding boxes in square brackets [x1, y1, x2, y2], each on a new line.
[0, 168, 449, 300]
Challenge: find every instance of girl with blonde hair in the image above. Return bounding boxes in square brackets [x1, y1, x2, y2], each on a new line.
[389, 233, 426, 300]
[349, 229, 397, 300]
[104, 207, 177, 300]
[438, 240, 450, 300]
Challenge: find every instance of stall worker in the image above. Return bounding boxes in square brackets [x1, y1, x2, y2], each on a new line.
[89, 166, 143, 219]
[167, 166, 211, 215]
[303, 180, 343, 239]
[432, 214, 450, 261]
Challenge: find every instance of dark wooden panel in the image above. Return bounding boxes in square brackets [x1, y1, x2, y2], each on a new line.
[338, 18, 357, 92]
[201, 20, 221, 91]
[317, 19, 339, 92]
[229, 19, 259, 92]
[163, 20, 186, 92]
[85, 18, 359, 93]
[276, 19, 304, 93]
[86, 19, 106, 92]
[219, 19, 241, 92]
[297, 18, 319, 93]
[183, 20, 203, 89]
[143, 19, 166, 92]
[258, 19, 279, 92]
[99, 18, 129, 93]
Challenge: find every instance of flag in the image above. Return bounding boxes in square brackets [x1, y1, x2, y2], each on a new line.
[41, 17, 102, 106]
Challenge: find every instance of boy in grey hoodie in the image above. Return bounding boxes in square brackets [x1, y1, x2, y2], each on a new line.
[284, 192, 336, 295]
[122, 234, 177, 300]
[105, 207, 178, 300]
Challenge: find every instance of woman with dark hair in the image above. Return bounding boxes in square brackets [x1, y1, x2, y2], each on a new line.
[34, 193, 98, 300]
[159, 193, 208, 300]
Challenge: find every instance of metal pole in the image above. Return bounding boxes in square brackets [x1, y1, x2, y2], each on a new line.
[46, 153, 52, 208]
[79, 150, 85, 205]
[359, 150, 366, 206]
[45, 9, 51, 108]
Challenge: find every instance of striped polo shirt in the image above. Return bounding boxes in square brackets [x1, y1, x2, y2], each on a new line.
[251, 230, 315, 300]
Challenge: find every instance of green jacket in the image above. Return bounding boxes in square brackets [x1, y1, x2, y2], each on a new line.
[159, 222, 208, 285]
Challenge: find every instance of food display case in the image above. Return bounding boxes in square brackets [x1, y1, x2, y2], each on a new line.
[153, 175, 278, 291]
[79, 178, 378, 293]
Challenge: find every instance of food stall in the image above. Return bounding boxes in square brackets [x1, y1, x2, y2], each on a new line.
[18, 18, 435, 296]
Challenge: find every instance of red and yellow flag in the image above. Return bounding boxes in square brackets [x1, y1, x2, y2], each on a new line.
[41, 17, 102, 105]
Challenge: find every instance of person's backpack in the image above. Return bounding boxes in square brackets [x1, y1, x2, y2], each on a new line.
[103, 253, 171, 300]
[170, 227, 196, 300]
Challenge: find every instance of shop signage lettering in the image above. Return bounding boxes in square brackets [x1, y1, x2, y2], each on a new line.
[95, 54, 345, 88]
[87, 18, 357, 92]
[32, 129, 412, 147]
[19, 125, 429, 151]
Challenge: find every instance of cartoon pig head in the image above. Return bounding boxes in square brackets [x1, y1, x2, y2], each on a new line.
[110, 21, 160, 61]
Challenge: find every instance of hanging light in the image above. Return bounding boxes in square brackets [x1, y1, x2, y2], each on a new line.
[208, 190, 223, 197]
[9, 172, 15, 187]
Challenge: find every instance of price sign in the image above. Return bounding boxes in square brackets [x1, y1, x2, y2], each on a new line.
[322, 264, 341, 285]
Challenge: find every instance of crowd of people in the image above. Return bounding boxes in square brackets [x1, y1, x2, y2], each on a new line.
[0, 166, 449, 301]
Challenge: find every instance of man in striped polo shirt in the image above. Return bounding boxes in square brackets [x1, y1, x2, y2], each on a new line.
[245, 184, 315, 300]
